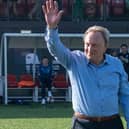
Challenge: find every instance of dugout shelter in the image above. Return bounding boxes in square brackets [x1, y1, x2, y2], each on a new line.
[1, 32, 129, 104]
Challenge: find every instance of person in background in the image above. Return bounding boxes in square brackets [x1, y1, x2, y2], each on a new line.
[39, 57, 53, 104]
[28, 0, 43, 20]
[0, 0, 8, 19]
[110, 49, 118, 57]
[12, 0, 27, 19]
[96, 0, 103, 20]
[118, 43, 129, 80]
[25, 50, 40, 74]
[42, 0, 129, 129]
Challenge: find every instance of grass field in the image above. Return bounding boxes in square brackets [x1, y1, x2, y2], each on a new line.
[0, 102, 73, 129]
[0, 102, 126, 129]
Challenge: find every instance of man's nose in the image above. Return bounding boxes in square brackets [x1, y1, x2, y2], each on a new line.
[88, 45, 94, 51]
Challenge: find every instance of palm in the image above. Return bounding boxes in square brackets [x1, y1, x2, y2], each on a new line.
[45, 9, 58, 27]
[42, 0, 63, 28]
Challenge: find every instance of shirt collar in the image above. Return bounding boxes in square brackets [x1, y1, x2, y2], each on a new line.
[86, 54, 110, 66]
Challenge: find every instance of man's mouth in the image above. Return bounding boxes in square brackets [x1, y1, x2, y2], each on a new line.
[89, 52, 96, 56]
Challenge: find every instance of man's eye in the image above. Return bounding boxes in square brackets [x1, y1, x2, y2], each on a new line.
[93, 44, 96, 47]
[86, 44, 89, 47]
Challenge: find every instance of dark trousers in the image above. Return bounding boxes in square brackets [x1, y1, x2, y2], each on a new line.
[71, 115, 124, 129]
[40, 77, 52, 98]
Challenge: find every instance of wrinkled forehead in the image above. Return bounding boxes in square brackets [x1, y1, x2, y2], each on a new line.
[84, 31, 105, 44]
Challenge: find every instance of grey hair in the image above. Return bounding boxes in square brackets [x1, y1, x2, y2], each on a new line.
[83, 25, 110, 46]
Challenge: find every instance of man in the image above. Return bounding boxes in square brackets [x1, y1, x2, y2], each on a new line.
[118, 44, 129, 80]
[42, 0, 129, 129]
[39, 57, 53, 104]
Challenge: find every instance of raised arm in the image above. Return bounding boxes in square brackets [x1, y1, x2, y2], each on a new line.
[42, 0, 64, 29]
[42, 0, 75, 69]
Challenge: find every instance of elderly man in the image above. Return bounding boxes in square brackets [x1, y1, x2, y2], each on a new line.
[42, 0, 129, 129]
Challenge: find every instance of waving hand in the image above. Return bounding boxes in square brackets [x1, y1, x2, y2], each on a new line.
[42, 0, 64, 29]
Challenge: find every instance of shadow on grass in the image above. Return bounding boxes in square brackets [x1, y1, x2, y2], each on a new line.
[0, 102, 73, 119]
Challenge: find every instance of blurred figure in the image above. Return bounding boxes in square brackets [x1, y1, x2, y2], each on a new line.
[28, 0, 43, 20]
[96, 0, 104, 20]
[72, 0, 83, 22]
[52, 59, 61, 76]
[84, 0, 97, 20]
[110, 49, 118, 57]
[12, 0, 27, 20]
[25, 50, 40, 74]
[27, 0, 36, 19]
[118, 43, 129, 80]
[0, 0, 8, 19]
[39, 57, 53, 105]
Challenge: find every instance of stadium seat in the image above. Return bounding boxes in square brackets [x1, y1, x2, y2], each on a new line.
[18, 74, 35, 88]
[7, 74, 18, 88]
[52, 73, 68, 88]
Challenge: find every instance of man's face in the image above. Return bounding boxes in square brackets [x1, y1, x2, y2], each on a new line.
[84, 31, 107, 64]
[121, 46, 128, 54]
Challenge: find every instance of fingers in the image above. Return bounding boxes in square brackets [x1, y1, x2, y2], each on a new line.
[42, 1, 63, 28]
[43, 0, 57, 13]
[42, 5, 47, 14]
[50, 0, 54, 10]
[53, 1, 58, 11]
[58, 10, 64, 17]
[46, 1, 50, 13]
[57, 10, 64, 21]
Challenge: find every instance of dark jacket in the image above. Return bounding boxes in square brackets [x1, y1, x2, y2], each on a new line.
[39, 64, 52, 79]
